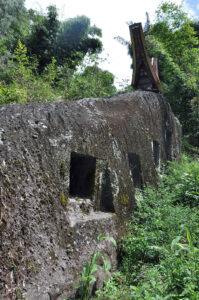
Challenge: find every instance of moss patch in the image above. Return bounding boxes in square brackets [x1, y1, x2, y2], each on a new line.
[60, 162, 67, 178]
[120, 194, 129, 206]
[60, 193, 67, 209]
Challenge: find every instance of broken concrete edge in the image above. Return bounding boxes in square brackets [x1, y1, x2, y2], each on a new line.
[0, 91, 181, 299]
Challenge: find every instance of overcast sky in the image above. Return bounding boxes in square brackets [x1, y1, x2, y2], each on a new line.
[25, 0, 198, 87]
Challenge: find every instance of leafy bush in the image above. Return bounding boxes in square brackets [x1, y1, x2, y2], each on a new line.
[58, 63, 117, 101]
[0, 41, 117, 104]
[163, 155, 199, 207]
[75, 234, 116, 300]
[0, 40, 58, 104]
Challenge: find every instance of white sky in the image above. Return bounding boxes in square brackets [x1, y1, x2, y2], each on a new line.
[25, 0, 184, 87]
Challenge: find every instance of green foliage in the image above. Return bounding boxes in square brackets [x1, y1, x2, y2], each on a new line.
[0, 40, 57, 104]
[58, 57, 117, 101]
[163, 156, 199, 207]
[147, 1, 199, 135]
[189, 97, 199, 145]
[97, 154, 199, 299]
[0, 42, 116, 104]
[95, 272, 133, 299]
[76, 234, 116, 300]
[182, 139, 199, 157]
[150, 1, 199, 72]
[146, 35, 197, 132]
[26, 5, 60, 71]
[0, 3, 116, 104]
[26, 7, 102, 71]
[56, 15, 102, 66]
[0, 0, 28, 49]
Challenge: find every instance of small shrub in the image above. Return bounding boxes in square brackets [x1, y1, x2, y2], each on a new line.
[76, 234, 116, 300]
[163, 154, 199, 207]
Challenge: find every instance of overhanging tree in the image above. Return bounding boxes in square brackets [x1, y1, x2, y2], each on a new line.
[27, 7, 103, 71]
[26, 5, 60, 71]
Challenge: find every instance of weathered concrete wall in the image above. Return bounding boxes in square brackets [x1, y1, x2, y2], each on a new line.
[0, 91, 181, 299]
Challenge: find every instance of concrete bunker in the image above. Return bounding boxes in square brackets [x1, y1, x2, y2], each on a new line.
[128, 153, 143, 188]
[69, 152, 96, 198]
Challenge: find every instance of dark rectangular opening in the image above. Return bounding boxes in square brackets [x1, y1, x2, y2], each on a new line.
[69, 152, 96, 198]
[153, 141, 160, 168]
[100, 168, 115, 213]
[128, 153, 143, 188]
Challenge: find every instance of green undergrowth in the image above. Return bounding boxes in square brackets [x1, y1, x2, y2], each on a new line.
[0, 40, 117, 105]
[94, 153, 199, 299]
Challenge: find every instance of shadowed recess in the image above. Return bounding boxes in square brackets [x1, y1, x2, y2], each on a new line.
[69, 152, 96, 198]
[128, 153, 143, 188]
[153, 140, 160, 168]
[100, 167, 115, 212]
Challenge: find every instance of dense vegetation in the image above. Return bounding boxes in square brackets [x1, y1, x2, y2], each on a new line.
[147, 2, 199, 140]
[94, 149, 199, 299]
[0, 0, 116, 104]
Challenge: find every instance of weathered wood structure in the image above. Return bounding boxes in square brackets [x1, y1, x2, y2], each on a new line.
[129, 23, 163, 92]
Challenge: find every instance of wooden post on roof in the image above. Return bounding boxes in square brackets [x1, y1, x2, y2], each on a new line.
[129, 23, 163, 92]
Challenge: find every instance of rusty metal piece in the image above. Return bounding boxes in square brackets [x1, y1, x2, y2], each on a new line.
[129, 23, 162, 92]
